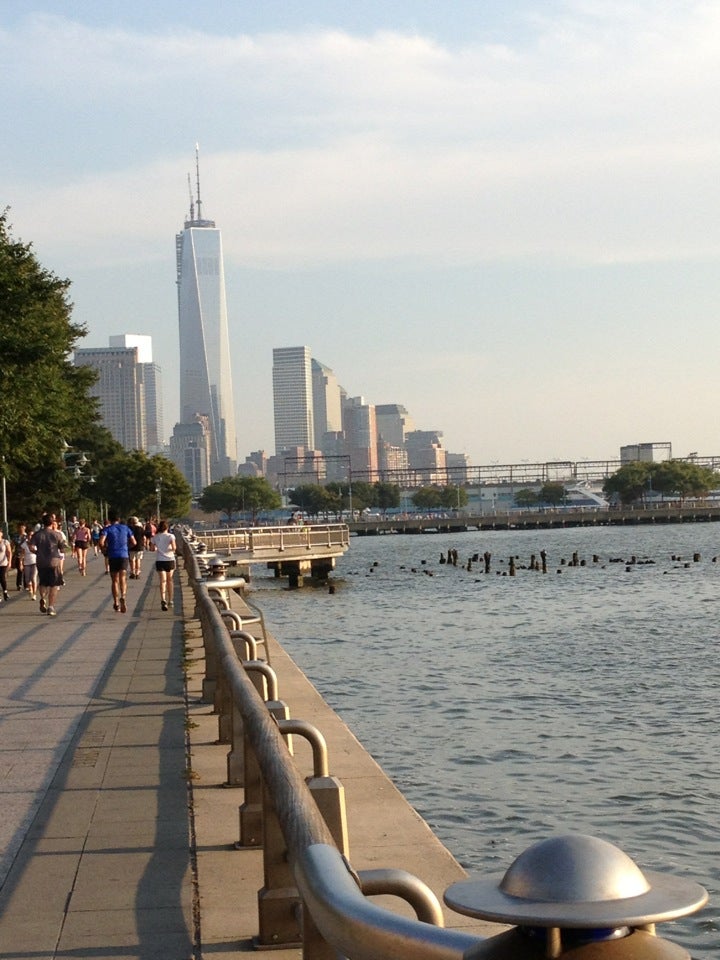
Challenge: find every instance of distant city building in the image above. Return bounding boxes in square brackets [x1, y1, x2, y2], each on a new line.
[446, 451, 470, 483]
[176, 151, 237, 483]
[238, 450, 268, 478]
[169, 417, 211, 496]
[343, 396, 378, 479]
[272, 346, 315, 453]
[109, 334, 164, 450]
[405, 429, 447, 481]
[375, 404, 414, 448]
[620, 442, 672, 463]
[74, 344, 146, 451]
[312, 358, 344, 449]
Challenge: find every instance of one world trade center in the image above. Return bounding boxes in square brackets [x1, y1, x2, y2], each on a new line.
[176, 149, 237, 483]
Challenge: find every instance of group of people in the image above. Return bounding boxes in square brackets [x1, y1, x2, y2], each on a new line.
[0, 513, 177, 617]
[99, 515, 177, 613]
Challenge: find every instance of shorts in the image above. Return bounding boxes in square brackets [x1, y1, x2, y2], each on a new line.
[37, 565, 63, 588]
[75, 541, 89, 550]
[155, 560, 176, 572]
[108, 556, 130, 573]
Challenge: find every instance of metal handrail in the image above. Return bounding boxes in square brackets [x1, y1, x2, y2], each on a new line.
[181, 536, 482, 959]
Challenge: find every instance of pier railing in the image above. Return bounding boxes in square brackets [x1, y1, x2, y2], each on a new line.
[194, 522, 349, 559]
[182, 536, 480, 959]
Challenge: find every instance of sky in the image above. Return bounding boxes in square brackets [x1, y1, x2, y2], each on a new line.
[3, 1, 720, 466]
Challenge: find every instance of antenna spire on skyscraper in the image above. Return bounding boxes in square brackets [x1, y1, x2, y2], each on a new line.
[187, 173, 195, 222]
[195, 142, 203, 222]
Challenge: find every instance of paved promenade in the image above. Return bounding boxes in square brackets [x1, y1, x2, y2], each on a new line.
[0, 550, 500, 959]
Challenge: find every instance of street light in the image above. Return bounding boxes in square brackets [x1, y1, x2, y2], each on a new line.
[155, 479, 162, 521]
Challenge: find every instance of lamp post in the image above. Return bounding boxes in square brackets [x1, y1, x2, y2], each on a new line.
[1, 456, 7, 537]
[155, 479, 162, 522]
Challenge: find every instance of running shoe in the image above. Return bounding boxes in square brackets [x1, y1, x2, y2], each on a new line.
[39, 598, 47, 613]
[113, 602, 119, 612]
[47, 607, 57, 617]
[161, 600, 168, 611]
[119, 596, 127, 613]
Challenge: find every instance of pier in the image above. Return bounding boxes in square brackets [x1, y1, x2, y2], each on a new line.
[193, 521, 350, 587]
[349, 502, 720, 535]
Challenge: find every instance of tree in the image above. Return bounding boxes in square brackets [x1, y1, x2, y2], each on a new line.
[540, 482, 566, 506]
[289, 484, 339, 517]
[94, 451, 191, 519]
[515, 488, 539, 508]
[439, 485, 468, 510]
[375, 481, 401, 514]
[0, 212, 99, 525]
[649, 460, 717, 502]
[603, 462, 652, 504]
[198, 476, 280, 521]
[411, 486, 444, 510]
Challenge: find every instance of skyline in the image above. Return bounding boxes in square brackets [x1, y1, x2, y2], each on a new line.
[4, 3, 720, 464]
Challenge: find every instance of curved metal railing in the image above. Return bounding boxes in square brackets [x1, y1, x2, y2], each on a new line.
[182, 536, 482, 959]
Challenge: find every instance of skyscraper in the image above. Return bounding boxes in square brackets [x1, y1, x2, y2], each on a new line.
[75, 344, 146, 451]
[176, 150, 237, 482]
[109, 335, 165, 451]
[272, 346, 315, 454]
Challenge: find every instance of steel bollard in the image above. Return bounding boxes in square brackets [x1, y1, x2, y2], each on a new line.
[445, 834, 708, 959]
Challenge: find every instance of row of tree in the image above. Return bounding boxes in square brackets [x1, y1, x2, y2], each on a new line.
[601, 460, 718, 504]
[1, 212, 192, 527]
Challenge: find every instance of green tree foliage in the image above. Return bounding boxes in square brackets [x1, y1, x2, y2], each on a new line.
[375, 481, 401, 513]
[0, 212, 99, 521]
[96, 451, 191, 520]
[198, 476, 280, 521]
[603, 460, 718, 504]
[602, 462, 651, 504]
[288, 484, 340, 516]
[515, 488, 539, 508]
[540, 482, 566, 505]
[411, 486, 444, 509]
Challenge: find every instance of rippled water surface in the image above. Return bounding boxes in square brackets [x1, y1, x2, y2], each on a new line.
[250, 524, 719, 957]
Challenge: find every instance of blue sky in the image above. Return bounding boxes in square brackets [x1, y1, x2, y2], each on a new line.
[3, 2, 720, 464]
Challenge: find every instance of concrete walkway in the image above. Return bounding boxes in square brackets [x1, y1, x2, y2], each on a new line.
[0, 554, 194, 959]
[0, 551, 500, 960]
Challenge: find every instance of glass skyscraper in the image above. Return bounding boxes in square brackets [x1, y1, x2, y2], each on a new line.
[176, 165, 237, 482]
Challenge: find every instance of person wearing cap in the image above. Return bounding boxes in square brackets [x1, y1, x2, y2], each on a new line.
[128, 516, 146, 580]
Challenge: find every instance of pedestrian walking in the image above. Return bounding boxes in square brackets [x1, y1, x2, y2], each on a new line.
[150, 520, 177, 612]
[99, 514, 136, 613]
[0, 530, 12, 603]
[21, 535, 38, 600]
[12, 523, 27, 591]
[31, 514, 66, 616]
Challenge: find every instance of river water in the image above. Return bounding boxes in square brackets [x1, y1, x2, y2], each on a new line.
[250, 523, 719, 958]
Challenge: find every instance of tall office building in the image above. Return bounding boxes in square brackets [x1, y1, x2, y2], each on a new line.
[272, 346, 315, 454]
[343, 396, 378, 479]
[109, 335, 165, 451]
[176, 151, 237, 482]
[74, 345, 146, 451]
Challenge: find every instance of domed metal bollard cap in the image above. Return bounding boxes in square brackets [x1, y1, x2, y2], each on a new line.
[444, 834, 708, 928]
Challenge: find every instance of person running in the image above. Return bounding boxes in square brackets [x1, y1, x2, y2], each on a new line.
[32, 514, 66, 616]
[128, 516, 146, 579]
[150, 520, 177, 612]
[91, 519, 102, 557]
[0, 530, 12, 603]
[73, 518, 91, 575]
[99, 514, 136, 613]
